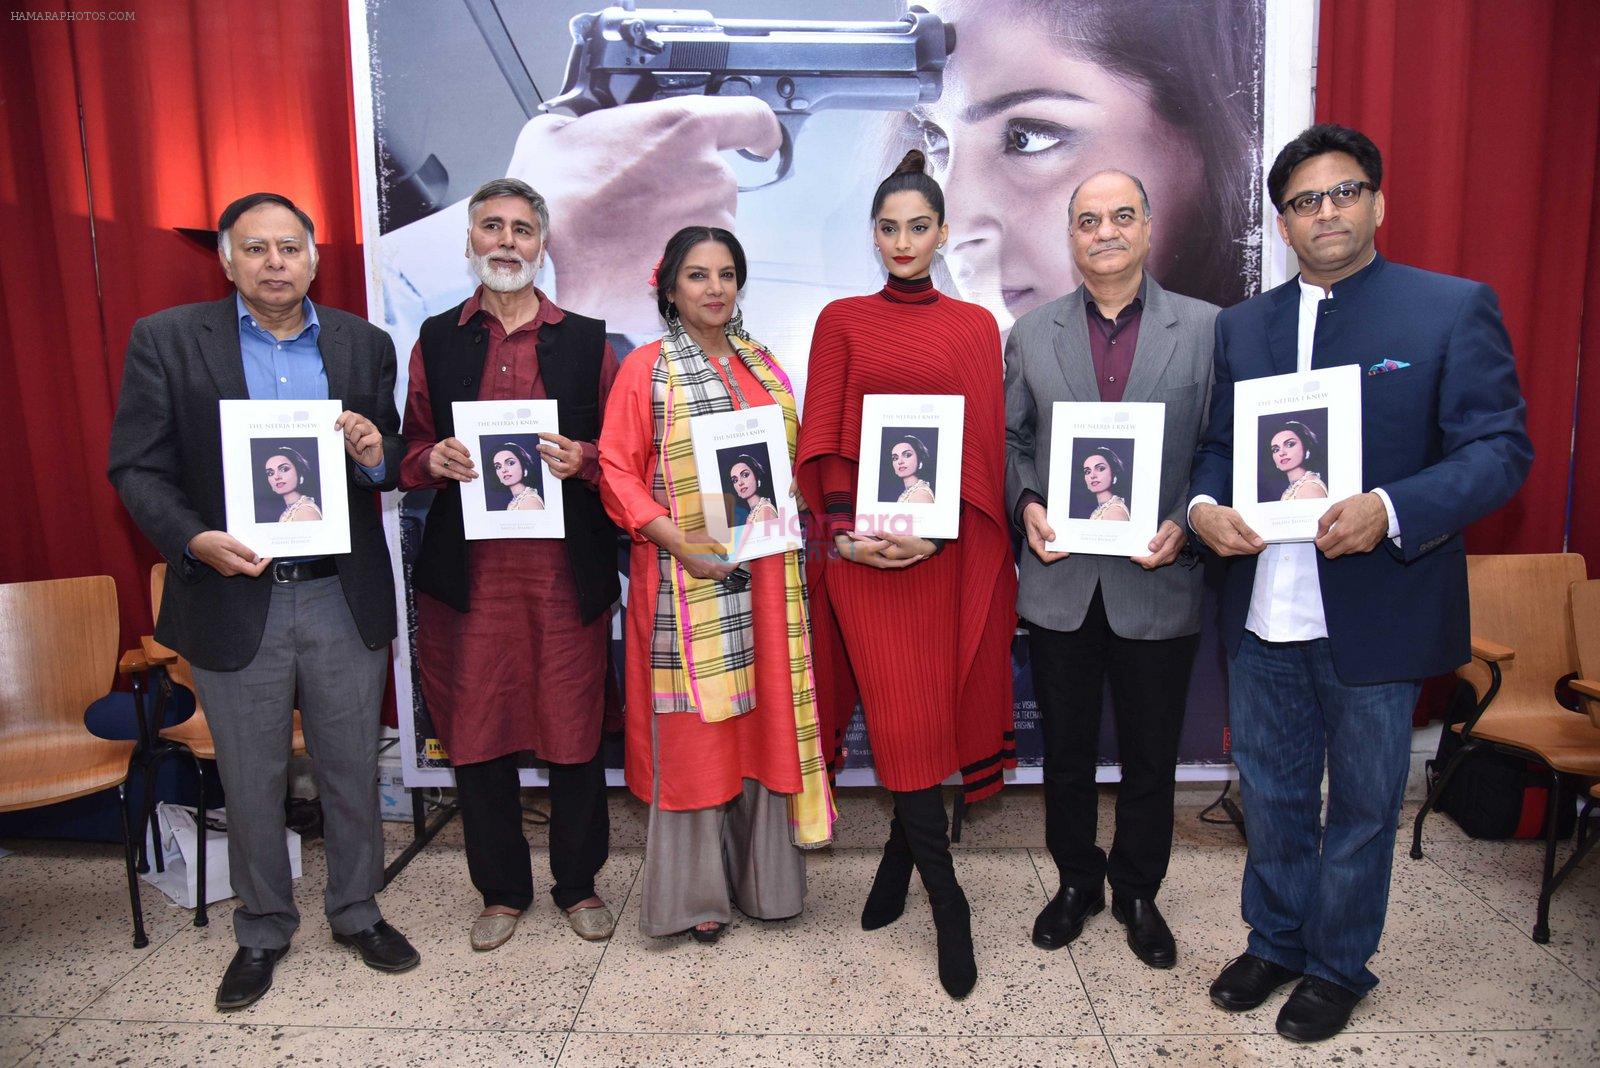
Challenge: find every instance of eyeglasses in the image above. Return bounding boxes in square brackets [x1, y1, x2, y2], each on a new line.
[1281, 180, 1374, 217]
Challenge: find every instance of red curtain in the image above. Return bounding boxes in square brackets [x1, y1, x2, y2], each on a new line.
[1572, 132, 1600, 569]
[3, 0, 1599, 663]
[1316, 0, 1600, 559]
[0, 1, 367, 645]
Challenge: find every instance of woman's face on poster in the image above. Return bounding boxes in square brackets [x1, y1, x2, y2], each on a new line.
[913, 1, 1203, 330]
[264, 454, 298, 497]
[1270, 430, 1306, 474]
[1082, 453, 1113, 494]
[493, 449, 525, 487]
[730, 462, 758, 501]
[891, 442, 920, 479]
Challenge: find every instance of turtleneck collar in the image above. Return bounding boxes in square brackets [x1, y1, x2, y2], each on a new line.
[880, 274, 939, 305]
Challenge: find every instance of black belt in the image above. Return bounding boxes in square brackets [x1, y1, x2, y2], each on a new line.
[270, 558, 339, 584]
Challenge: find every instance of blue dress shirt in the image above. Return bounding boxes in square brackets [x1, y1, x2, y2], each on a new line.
[237, 294, 386, 483]
[235, 295, 384, 561]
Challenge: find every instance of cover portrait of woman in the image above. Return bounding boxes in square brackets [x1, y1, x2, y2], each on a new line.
[488, 439, 546, 511]
[884, 431, 936, 504]
[259, 443, 322, 523]
[1265, 420, 1328, 502]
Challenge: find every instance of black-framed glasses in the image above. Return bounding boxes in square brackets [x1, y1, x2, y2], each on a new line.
[1282, 180, 1374, 217]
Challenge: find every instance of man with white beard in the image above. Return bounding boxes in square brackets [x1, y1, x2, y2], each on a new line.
[398, 178, 622, 951]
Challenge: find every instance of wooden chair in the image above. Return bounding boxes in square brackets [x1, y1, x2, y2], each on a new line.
[134, 563, 307, 926]
[1571, 579, 1600, 730]
[1410, 554, 1600, 942]
[1538, 580, 1600, 908]
[0, 576, 149, 947]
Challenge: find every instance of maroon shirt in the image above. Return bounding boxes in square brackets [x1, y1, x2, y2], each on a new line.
[1014, 278, 1148, 527]
[1085, 281, 1145, 403]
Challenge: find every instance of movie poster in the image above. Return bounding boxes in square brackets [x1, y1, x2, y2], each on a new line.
[350, 0, 1314, 788]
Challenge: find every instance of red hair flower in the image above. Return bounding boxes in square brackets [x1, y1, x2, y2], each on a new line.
[647, 257, 663, 288]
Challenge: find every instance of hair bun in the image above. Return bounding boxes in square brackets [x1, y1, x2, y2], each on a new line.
[891, 149, 927, 177]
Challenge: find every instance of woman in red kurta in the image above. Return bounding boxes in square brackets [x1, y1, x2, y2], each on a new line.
[796, 152, 1018, 999]
[599, 226, 833, 941]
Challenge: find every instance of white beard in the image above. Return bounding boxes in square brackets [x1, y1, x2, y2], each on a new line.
[470, 248, 537, 293]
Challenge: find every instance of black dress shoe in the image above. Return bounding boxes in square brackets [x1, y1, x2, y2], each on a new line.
[1031, 885, 1104, 950]
[1276, 976, 1362, 1042]
[1209, 953, 1302, 1012]
[333, 920, 420, 973]
[1110, 896, 1176, 969]
[216, 945, 287, 1011]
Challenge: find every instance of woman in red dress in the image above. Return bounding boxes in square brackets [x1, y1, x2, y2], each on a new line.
[797, 151, 1018, 999]
[599, 227, 833, 942]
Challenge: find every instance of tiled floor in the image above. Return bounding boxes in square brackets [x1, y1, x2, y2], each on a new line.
[2, 787, 1597, 1066]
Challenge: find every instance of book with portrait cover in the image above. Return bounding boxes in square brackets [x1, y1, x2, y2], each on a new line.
[1232, 364, 1362, 543]
[1045, 401, 1165, 556]
[853, 394, 965, 540]
[452, 400, 565, 539]
[220, 399, 351, 557]
[688, 405, 800, 564]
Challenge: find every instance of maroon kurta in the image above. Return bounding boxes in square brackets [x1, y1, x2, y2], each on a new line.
[400, 286, 619, 766]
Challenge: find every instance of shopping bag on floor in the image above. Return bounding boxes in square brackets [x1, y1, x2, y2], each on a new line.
[140, 802, 301, 908]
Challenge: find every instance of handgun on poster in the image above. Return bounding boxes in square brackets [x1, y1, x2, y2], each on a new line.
[542, 3, 956, 186]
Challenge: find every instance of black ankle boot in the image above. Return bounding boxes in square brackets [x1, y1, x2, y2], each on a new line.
[931, 890, 977, 999]
[862, 816, 914, 930]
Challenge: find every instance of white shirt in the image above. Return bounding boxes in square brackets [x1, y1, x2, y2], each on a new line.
[1189, 262, 1400, 641]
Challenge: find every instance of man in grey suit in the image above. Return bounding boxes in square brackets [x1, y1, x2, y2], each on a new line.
[1004, 171, 1219, 969]
[108, 193, 418, 1011]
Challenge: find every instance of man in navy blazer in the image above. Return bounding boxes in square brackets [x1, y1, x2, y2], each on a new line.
[1188, 125, 1531, 1043]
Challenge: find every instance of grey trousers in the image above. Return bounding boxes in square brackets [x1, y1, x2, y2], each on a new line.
[191, 577, 388, 949]
[639, 717, 806, 937]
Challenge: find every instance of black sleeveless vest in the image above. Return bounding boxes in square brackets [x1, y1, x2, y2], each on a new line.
[409, 300, 620, 623]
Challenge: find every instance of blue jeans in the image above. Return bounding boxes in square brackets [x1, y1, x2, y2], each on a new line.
[1230, 632, 1420, 995]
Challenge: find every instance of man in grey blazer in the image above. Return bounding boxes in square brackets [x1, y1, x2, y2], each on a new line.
[108, 193, 418, 1011]
[1004, 171, 1219, 969]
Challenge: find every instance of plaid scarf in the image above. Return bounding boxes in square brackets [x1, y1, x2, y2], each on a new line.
[648, 313, 834, 847]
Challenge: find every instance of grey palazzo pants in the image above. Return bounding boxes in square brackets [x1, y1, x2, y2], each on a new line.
[190, 577, 388, 949]
[639, 713, 807, 937]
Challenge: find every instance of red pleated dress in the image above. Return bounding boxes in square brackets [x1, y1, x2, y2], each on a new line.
[796, 276, 1018, 802]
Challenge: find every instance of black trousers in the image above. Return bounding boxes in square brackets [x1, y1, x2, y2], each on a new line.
[1026, 585, 1199, 900]
[454, 750, 609, 911]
